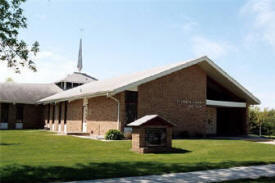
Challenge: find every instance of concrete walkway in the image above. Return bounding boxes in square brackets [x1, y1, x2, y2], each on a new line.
[65, 164, 275, 183]
[258, 140, 275, 145]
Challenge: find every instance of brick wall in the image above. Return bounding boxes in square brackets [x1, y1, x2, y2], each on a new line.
[87, 96, 119, 136]
[53, 103, 59, 131]
[49, 104, 54, 130]
[43, 104, 49, 127]
[23, 104, 44, 129]
[0, 103, 43, 129]
[132, 127, 173, 153]
[66, 99, 83, 132]
[206, 107, 217, 135]
[138, 65, 207, 137]
[60, 102, 65, 133]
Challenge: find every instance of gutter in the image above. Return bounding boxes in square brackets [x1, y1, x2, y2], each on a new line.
[38, 91, 108, 105]
[106, 92, 120, 130]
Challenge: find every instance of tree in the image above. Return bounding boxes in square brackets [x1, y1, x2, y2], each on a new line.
[249, 106, 272, 136]
[261, 108, 269, 136]
[253, 107, 263, 136]
[0, 0, 39, 73]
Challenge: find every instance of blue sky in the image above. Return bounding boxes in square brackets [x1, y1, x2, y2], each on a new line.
[1, 0, 274, 108]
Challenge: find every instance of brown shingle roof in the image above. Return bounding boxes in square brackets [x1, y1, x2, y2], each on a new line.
[0, 83, 62, 104]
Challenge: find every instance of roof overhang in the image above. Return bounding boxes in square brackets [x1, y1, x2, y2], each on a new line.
[198, 58, 260, 105]
[111, 56, 260, 104]
[39, 56, 260, 105]
[206, 100, 247, 108]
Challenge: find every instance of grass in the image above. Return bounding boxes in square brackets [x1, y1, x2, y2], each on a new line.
[0, 130, 275, 183]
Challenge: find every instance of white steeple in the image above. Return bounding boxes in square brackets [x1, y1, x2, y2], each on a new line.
[77, 38, 83, 72]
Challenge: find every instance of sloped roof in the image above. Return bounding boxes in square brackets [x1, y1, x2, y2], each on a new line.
[40, 56, 260, 104]
[0, 83, 62, 104]
[127, 114, 175, 127]
[55, 72, 97, 84]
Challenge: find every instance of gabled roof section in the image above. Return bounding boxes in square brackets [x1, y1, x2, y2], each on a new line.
[55, 72, 97, 84]
[40, 56, 260, 105]
[127, 114, 175, 127]
[0, 83, 62, 104]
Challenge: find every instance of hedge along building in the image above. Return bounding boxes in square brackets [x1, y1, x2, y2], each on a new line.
[40, 56, 260, 137]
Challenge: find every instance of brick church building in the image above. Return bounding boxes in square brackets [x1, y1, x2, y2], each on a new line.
[0, 41, 260, 137]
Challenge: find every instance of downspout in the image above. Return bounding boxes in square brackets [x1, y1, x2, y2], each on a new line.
[106, 93, 120, 130]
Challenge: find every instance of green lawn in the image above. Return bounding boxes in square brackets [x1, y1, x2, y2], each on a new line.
[0, 130, 275, 183]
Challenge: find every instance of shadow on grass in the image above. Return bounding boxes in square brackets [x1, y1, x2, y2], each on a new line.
[153, 147, 191, 154]
[0, 143, 20, 146]
[1, 161, 274, 183]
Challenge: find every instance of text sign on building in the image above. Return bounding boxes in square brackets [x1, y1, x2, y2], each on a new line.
[176, 99, 205, 108]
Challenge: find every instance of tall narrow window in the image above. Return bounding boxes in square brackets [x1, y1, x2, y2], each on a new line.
[58, 103, 62, 124]
[52, 105, 55, 123]
[64, 101, 68, 124]
[1, 103, 9, 122]
[125, 91, 138, 124]
[16, 104, 24, 123]
[47, 104, 50, 124]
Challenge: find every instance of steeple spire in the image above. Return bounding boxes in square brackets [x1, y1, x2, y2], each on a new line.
[77, 38, 83, 72]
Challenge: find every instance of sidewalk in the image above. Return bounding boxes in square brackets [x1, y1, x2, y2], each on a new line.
[64, 164, 275, 183]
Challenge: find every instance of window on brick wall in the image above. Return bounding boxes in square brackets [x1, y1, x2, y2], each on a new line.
[1, 103, 9, 122]
[64, 101, 68, 124]
[47, 104, 50, 124]
[125, 91, 138, 124]
[58, 103, 62, 124]
[52, 105, 55, 123]
[16, 104, 24, 123]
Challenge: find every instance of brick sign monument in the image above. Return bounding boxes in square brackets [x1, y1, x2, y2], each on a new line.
[128, 115, 175, 153]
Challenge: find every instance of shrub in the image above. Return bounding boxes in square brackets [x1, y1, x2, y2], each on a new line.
[105, 129, 124, 140]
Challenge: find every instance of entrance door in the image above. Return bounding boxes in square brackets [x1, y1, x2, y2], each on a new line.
[207, 107, 217, 135]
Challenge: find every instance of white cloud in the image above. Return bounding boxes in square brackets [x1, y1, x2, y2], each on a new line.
[181, 17, 199, 32]
[171, 16, 199, 33]
[191, 36, 232, 59]
[241, 0, 275, 49]
[0, 51, 76, 83]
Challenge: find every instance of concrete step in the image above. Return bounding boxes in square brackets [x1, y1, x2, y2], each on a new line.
[66, 132, 90, 136]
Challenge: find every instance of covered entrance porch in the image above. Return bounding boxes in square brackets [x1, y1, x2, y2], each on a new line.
[206, 100, 247, 136]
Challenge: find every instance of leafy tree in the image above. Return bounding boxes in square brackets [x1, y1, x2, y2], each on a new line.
[254, 107, 263, 136]
[249, 106, 275, 137]
[0, 0, 39, 73]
